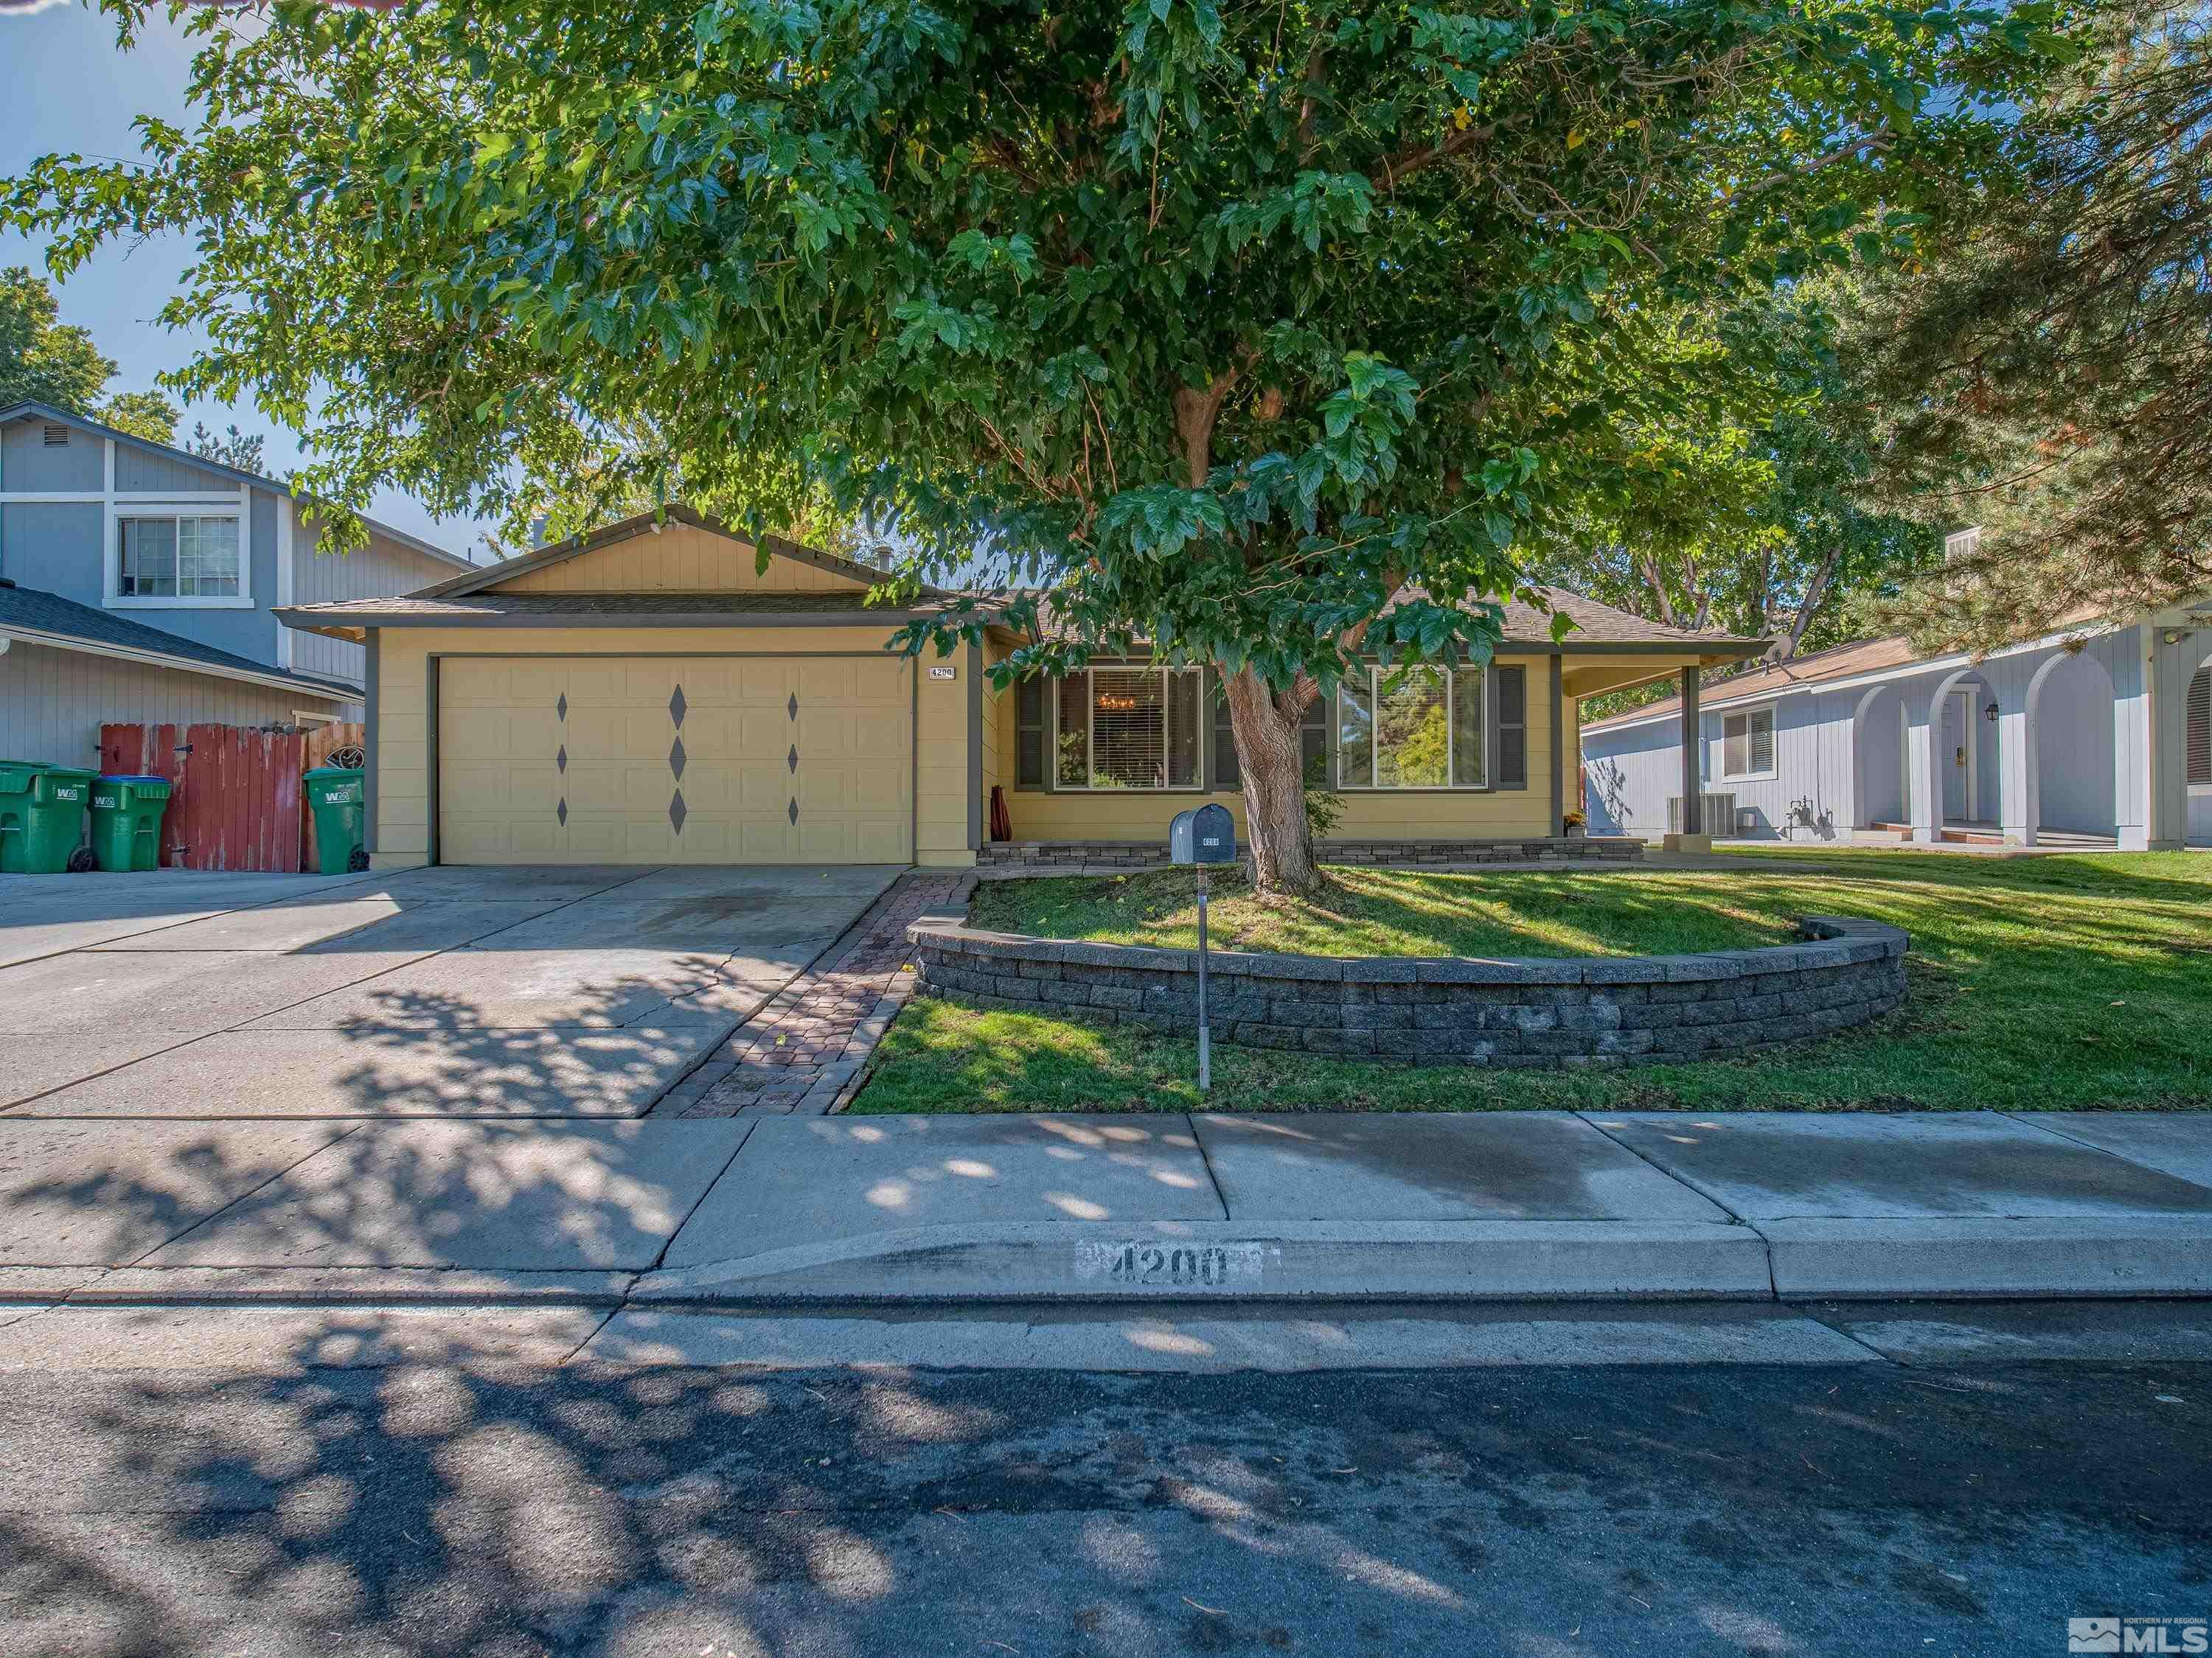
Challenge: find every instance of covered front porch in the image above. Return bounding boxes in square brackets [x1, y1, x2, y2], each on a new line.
[1854, 616, 2209, 850]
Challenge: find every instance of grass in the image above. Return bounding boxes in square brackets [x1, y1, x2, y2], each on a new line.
[857, 850, 2212, 1114]
[966, 864, 1792, 958]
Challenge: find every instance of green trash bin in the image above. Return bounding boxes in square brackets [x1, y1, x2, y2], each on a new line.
[0, 761, 97, 874]
[303, 764, 368, 875]
[88, 775, 174, 873]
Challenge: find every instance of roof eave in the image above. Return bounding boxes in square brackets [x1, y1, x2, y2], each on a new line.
[274, 606, 950, 629]
[0, 620, 358, 700]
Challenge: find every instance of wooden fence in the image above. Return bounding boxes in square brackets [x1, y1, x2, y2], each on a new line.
[97, 721, 366, 873]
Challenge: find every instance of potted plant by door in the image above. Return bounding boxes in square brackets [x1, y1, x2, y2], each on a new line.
[1562, 809, 1587, 839]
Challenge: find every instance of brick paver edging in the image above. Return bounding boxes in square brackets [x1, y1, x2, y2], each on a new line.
[975, 835, 1643, 877]
[905, 915, 1908, 1068]
[655, 872, 978, 1118]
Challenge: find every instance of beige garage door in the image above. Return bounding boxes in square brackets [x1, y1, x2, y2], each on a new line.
[438, 655, 912, 863]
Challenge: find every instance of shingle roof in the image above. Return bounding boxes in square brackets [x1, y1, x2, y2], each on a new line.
[279, 589, 952, 623]
[0, 581, 360, 697]
[1581, 635, 1920, 732]
[1015, 585, 1763, 652]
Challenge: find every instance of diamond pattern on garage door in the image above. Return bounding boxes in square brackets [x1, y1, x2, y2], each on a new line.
[436, 656, 911, 865]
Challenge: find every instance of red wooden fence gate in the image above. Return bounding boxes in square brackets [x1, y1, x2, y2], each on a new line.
[97, 722, 317, 872]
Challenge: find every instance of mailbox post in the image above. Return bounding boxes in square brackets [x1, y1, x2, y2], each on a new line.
[1169, 804, 1237, 1091]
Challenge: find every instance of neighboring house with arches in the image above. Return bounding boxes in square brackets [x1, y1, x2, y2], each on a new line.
[1579, 596, 2212, 850]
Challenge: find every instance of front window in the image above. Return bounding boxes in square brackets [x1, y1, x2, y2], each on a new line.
[1056, 668, 1203, 789]
[1722, 706, 1777, 780]
[119, 514, 241, 599]
[1336, 665, 1486, 788]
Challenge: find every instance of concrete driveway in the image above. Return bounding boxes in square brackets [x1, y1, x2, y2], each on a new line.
[0, 864, 900, 1120]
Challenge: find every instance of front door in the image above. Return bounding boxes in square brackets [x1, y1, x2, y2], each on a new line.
[1940, 689, 1973, 820]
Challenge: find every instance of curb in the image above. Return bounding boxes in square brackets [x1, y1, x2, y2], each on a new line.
[1762, 1216, 2212, 1300]
[633, 1219, 1778, 1306]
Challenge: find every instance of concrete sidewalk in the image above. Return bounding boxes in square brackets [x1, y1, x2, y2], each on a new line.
[6, 1109, 2212, 1310]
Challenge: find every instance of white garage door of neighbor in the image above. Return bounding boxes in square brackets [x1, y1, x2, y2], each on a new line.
[437, 655, 913, 864]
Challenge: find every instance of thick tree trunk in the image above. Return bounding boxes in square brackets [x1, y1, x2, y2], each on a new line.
[1222, 666, 1322, 896]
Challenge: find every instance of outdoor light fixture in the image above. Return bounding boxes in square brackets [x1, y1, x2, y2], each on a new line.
[1985, 702, 2000, 722]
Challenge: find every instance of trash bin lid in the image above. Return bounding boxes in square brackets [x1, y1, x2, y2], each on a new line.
[302, 764, 365, 779]
[97, 774, 170, 786]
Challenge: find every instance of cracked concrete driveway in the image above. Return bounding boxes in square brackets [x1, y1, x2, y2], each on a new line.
[0, 865, 900, 1121]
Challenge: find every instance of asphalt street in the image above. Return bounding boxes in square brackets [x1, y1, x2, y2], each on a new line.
[0, 1306, 2206, 1657]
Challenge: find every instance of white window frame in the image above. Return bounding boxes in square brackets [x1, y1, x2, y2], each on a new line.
[1052, 666, 1206, 792]
[108, 501, 251, 609]
[1335, 663, 1488, 791]
[1719, 702, 1778, 783]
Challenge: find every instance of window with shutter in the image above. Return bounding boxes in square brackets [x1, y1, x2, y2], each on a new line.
[2188, 666, 2211, 787]
[1722, 706, 1777, 779]
[1054, 668, 1203, 789]
[1334, 666, 1487, 789]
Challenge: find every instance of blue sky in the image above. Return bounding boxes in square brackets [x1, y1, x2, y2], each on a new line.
[1, 2, 495, 558]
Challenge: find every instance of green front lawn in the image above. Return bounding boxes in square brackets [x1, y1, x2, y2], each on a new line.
[857, 851, 2212, 1114]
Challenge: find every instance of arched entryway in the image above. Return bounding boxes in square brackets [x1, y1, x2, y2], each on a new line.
[1921, 669, 1997, 840]
[2022, 648, 2119, 844]
[1851, 683, 1907, 830]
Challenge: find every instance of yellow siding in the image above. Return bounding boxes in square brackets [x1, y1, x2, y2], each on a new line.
[490, 523, 865, 594]
[368, 624, 976, 869]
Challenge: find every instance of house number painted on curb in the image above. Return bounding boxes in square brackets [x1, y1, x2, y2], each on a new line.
[1074, 1240, 1265, 1286]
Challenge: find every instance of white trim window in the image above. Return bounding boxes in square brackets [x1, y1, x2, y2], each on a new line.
[1335, 664, 1486, 790]
[1721, 703, 1778, 781]
[1054, 667, 1204, 790]
[114, 510, 246, 605]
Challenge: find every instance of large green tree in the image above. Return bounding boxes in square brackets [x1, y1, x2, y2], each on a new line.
[8, 0, 2065, 890]
[0, 264, 181, 442]
[1848, 0, 2211, 649]
[1532, 289, 1942, 660]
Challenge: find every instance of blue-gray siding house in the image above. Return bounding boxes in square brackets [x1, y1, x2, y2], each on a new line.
[0, 401, 472, 770]
[1579, 603, 2212, 850]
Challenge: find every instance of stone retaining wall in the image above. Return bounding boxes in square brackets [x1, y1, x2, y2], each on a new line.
[905, 916, 1908, 1069]
[975, 835, 1644, 877]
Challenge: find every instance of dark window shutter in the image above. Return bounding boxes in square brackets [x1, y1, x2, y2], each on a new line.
[1495, 665, 1528, 789]
[2189, 666, 2211, 787]
[1211, 680, 1240, 790]
[1016, 678, 1046, 787]
[1300, 694, 1327, 786]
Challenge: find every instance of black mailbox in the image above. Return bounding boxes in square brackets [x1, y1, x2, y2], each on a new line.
[1169, 803, 1237, 865]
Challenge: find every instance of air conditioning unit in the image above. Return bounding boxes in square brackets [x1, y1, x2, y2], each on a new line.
[1666, 792, 1737, 835]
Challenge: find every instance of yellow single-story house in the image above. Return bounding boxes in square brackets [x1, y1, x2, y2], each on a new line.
[278, 506, 1761, 869]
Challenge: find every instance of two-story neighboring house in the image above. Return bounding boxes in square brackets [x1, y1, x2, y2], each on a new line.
[0, 400, 473, 770]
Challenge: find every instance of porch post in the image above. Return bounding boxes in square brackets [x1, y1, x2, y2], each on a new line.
[1666, 665, 1708, 850]
[1998, 698, 2033, 846]
[2143, 622, 2192, 850]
